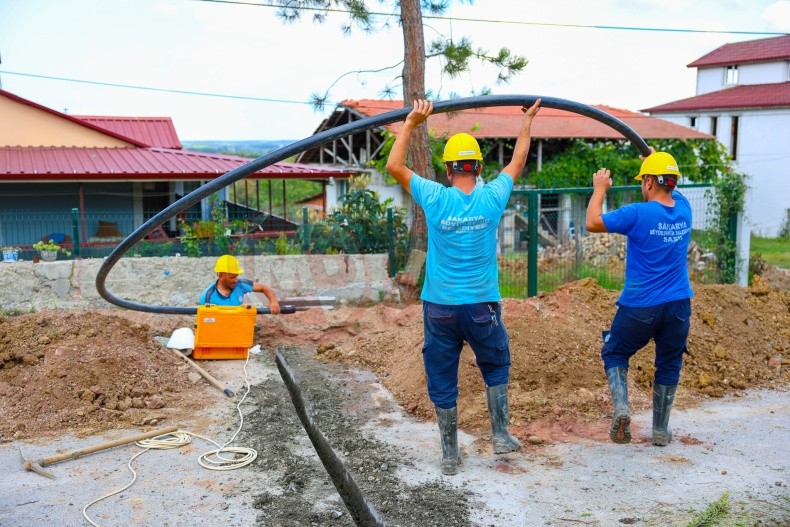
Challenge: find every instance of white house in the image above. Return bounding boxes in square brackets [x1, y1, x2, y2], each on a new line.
[643, 34, 790, 237]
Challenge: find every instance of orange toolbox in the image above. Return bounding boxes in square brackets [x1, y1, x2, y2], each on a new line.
[193, 305, 257, 360]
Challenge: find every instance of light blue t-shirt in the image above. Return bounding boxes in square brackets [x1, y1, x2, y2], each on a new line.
[602, 190, 694, 307]
[410, 173, 512, 305]
[198, 278, 254, 306]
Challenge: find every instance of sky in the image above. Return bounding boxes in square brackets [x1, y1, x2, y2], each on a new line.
[0, 0, 788, 141]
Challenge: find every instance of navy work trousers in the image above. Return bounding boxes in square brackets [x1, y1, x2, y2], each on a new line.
[422, 301, 511, 409]
[601, 298, 691, 385]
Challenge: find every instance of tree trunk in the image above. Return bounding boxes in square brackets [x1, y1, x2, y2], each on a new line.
[400, 0, 430, 251]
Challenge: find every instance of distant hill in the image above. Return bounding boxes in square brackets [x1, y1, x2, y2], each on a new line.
[182, 140, 296, 159]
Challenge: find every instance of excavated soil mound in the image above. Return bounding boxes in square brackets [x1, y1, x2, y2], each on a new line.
[309, 276, 789, 443]
[0, 277, 787, 444]
[0, 311, 199, 440]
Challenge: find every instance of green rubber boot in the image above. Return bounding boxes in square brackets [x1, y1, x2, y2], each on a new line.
[652, 383, 677, 446]
[606, 367, 631, 444]
[486, 384, 521, 454]
[434, 406, 461, 475]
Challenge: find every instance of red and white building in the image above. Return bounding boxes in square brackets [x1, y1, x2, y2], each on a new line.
[644, 34, 790, 237]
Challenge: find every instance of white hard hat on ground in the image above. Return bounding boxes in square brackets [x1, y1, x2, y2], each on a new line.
[166, 327, 195, 350]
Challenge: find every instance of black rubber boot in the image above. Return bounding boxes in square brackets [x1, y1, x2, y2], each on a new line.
[652, 383, 677, 446]
[434, 406, 461, 475]
[486, 384, 521, 454]
[606, 367, 631, 444]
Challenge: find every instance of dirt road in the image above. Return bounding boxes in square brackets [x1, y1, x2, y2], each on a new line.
[0, 275, 788, 525]
[1, 345, 788, 527]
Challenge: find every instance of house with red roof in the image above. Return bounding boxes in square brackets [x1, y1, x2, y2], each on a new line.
[297, 98, 711, 203]
[297, 99, 712, 250]
[0, 89, 353, 250]
[643, 34, 790, 237]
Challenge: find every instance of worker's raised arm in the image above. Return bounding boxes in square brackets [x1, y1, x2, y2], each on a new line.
[585, 168, 612, 233]
[502, 99, 541, 183]
[386, 99, 433, 193]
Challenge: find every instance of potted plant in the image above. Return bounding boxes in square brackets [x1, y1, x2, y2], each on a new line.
[2, 246, 21, 262]
[32, 239, 71, 262]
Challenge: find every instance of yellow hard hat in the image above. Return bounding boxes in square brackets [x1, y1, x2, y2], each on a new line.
[442, 133, 483, 162]
[214, 254, 244, 274]
[636, 151, 681, 181]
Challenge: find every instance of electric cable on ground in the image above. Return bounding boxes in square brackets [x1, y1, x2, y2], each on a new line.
[82, 352, 258, 527]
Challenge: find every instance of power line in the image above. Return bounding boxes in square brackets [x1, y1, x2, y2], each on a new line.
[191, 0, 788, 36]
[0, 70, 315, 106]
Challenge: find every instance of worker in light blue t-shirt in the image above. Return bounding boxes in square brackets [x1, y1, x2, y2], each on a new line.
[386, 98, 541, 475]
[199, 254, 281, 313]
[586, 149, 694, 448]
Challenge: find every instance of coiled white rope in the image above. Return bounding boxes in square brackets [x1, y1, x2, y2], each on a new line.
[82, 352, 258, 527]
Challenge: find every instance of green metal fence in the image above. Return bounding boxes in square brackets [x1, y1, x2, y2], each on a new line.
[1, 183, 725, 297]
[506, 184, 719, 296]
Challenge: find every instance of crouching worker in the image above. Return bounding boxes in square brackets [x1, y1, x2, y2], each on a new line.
[585, 150, 693, 446]
[200, 254, 281, 314]
[386, 98, 541, 474]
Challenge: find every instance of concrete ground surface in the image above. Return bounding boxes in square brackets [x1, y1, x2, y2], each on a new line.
[1, 351, 788, 527]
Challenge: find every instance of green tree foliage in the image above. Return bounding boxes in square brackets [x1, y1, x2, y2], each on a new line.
[298, 176, 409, 262]
[529, 139, 729, 188]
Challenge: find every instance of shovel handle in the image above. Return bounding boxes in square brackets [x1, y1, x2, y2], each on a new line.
[40, 425, 180, 467]
[165, 347, 235, 398]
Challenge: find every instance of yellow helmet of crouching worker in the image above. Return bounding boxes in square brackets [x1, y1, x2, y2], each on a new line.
[442, 133, 483, 162]
[636, 151, 682, 182]
[214, 254, 244, 275]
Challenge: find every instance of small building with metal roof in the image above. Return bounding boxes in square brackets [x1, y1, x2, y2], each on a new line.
[0, 89, 353, 248]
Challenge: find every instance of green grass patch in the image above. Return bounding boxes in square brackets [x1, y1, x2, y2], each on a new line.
[751, 235, 790, 269]
[499, 264, 623, 298]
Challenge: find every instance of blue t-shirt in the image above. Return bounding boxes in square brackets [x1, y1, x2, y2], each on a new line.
[198, 278, 254, 306]
[602, 190, 694, 307]
[410, 173, 512, 304]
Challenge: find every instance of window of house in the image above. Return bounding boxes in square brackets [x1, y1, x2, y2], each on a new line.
[711, 116, 718, 136]
[689, 116, 697, 128]
[730, 116, 739, 160]
[725, 65, 739, 85]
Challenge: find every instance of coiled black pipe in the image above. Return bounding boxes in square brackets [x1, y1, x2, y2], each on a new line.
[95, 94, 649, 315]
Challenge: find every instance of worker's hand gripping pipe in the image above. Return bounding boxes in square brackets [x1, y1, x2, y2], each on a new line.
[94, 94, 649, 314]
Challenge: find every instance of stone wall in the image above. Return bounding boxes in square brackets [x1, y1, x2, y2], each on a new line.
[0, 254, 397, 312]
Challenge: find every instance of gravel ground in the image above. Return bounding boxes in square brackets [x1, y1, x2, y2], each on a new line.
[1, 345, 788, 527]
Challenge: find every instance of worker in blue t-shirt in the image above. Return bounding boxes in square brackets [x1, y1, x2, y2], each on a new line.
[386, 98, 541, 475]
[199, 254, 281, 314]
[586, 149, 693, 447]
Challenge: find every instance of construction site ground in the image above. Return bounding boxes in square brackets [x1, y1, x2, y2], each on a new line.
[0, 268, 788, 526]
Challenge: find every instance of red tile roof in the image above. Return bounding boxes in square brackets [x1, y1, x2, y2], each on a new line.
[688, 35, 790, 68]
[342, 99, 711, 139]
[74, 116, 182, 149]
[642, 82, 790, 113]
[0, 147, 354, 182]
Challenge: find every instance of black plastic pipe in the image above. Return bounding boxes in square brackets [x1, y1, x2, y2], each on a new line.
[95, 94, 650, 315]
[274, 350, 386, 527]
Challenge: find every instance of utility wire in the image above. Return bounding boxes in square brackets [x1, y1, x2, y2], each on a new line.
[190, 0, 788, 36]
[0, 70, 315, 106]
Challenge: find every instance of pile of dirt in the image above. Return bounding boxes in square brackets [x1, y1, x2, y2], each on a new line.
[0, 276, 787, 444]
[0, 311, 199, 440]
[307, 276, 789, 443]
